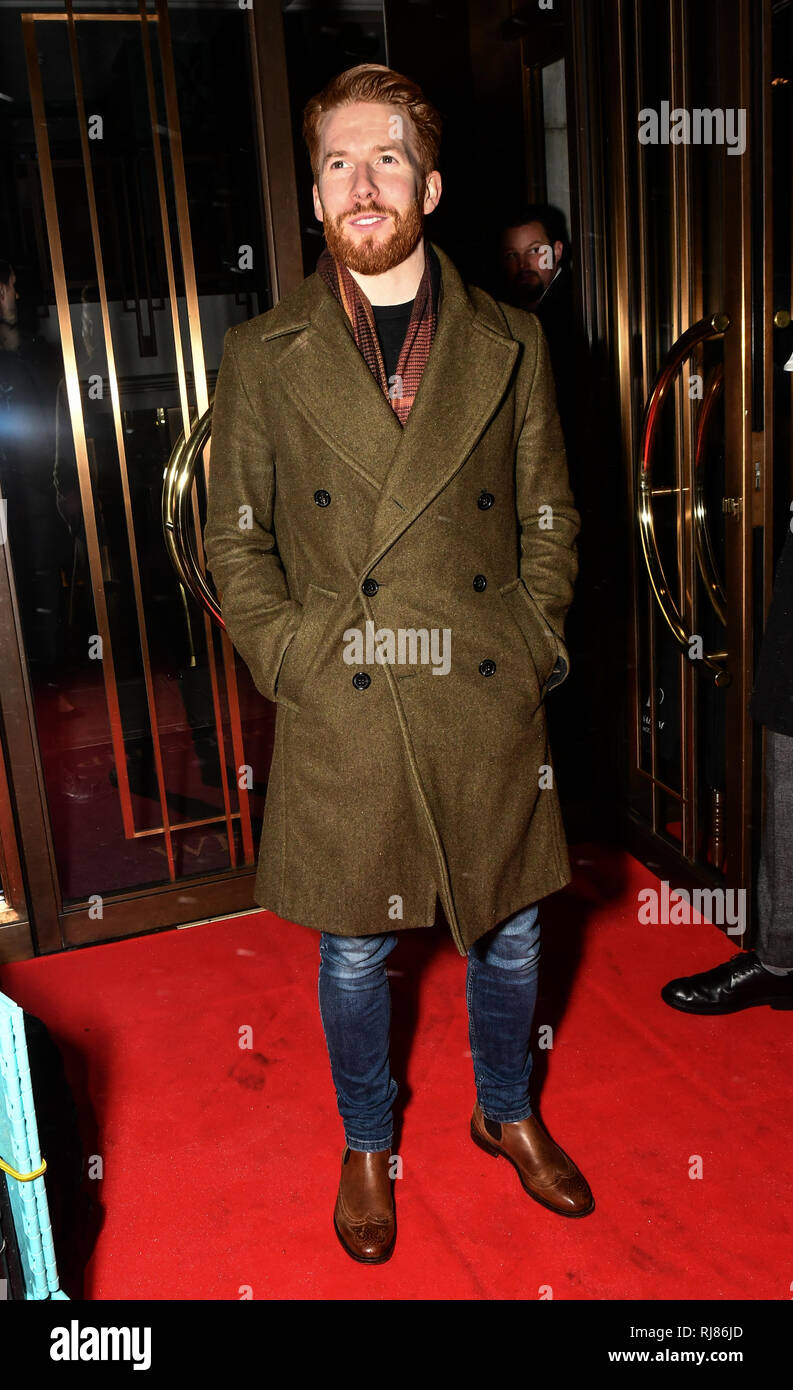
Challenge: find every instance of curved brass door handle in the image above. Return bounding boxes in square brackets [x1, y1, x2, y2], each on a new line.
[161, 400, 225, 628]
[637, 312, 731, 686]
[693, 362, 727, 626]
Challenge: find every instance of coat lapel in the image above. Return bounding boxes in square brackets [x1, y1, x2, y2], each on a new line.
[272, 240, 520, 568]
[274, 284, 404, 493]
[363, 243, 519, 570]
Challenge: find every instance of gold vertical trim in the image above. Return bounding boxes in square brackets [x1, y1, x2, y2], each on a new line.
[0, 713, 25, 917]
[62, 0, 177, 878]
[136, 0, 236, 862]
[609, 0, 644, 821]
[752, 0, 774, 952]
[248, 0, 305, 298]
[21, 14, 138, 842]
[147, 0, 253, 868]
[632, 0, 659, 832]
[670, 0, 695, 862]
[247, 2, 281, 305]
[721, 0, 754, 922]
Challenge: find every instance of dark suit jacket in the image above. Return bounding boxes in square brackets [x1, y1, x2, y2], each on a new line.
[750, 527, 793, 736]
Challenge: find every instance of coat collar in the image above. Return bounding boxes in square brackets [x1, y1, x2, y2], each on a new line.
[262, 240, 520, 575]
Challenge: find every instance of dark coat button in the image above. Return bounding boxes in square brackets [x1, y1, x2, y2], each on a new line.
[473, 574, 487, 591]
[477, 491, 495, 510]
[352, 672, 371, 691]
[362, 577, 379, 596]
[313, 489, 331, 507]
[479, 659, 496, 677]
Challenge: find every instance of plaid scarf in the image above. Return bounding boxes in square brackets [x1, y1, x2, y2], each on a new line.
[316, 240, 438, 425]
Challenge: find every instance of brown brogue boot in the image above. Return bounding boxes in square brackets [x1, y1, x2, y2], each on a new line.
[471, 1101, 594, 1217]
[333, 1145, 396, 1263]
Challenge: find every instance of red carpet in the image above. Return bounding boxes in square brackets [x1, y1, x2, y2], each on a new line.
[2, 842, 791, 1300]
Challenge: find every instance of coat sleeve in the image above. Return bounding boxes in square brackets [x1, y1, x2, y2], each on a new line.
[203, 325, 302, 703]
[514, 315, 581, 693]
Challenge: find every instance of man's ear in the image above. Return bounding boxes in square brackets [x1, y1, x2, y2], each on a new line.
[312, 183, 324, 223]
[553, 239, 564, 267]
[422, 170, 442, 215]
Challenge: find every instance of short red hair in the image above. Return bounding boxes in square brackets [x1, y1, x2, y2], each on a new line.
[302, 63, 442, 187]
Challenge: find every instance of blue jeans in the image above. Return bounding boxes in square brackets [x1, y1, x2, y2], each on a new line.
[317, 903, 541, 1152]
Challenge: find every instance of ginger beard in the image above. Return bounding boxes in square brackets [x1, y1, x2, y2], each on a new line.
[320, 187, 425, 275]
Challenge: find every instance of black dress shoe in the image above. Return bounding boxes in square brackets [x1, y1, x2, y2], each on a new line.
[661, 950, 793, 1014]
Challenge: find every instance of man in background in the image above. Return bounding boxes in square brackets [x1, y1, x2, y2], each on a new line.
[663, 526, 793, 1013]
[499, 206, 608, 842]
[499, 203, 584, 454]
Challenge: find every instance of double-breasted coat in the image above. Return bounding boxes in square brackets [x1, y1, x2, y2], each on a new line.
[203, 240, 581, 956]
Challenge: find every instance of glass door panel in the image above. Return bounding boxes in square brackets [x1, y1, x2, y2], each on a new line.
[0, 2, 275, 939]
[603, 0, 759, 923]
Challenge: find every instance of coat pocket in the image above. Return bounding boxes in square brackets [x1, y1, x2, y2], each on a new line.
[274, 582, 339, 712]
[497, 578, 558, 695]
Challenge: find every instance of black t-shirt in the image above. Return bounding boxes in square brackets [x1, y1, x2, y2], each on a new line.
[370, 243, 442, 386]
[371, 299, 414, 385]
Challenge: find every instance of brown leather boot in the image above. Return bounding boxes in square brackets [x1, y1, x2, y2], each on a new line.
[471, 1101, 594, 1217]
[333, 1145, 396, 1263]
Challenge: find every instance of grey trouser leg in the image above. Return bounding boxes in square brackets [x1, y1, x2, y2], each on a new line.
[755, 729, 793, 968]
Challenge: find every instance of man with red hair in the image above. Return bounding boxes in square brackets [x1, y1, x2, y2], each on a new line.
[204, 64, 592, 1265]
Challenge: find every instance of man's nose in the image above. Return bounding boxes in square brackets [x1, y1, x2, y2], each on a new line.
[350, 165, 379, 202]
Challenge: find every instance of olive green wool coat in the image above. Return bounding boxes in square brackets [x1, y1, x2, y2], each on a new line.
[203, 240, 580, 956]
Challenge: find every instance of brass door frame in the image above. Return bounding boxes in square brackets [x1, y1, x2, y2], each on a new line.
[0, 1, 302, 962]
[0, 529, 53, 961]
[721, 0, 756, 920]
[600, 0, 764, 932]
